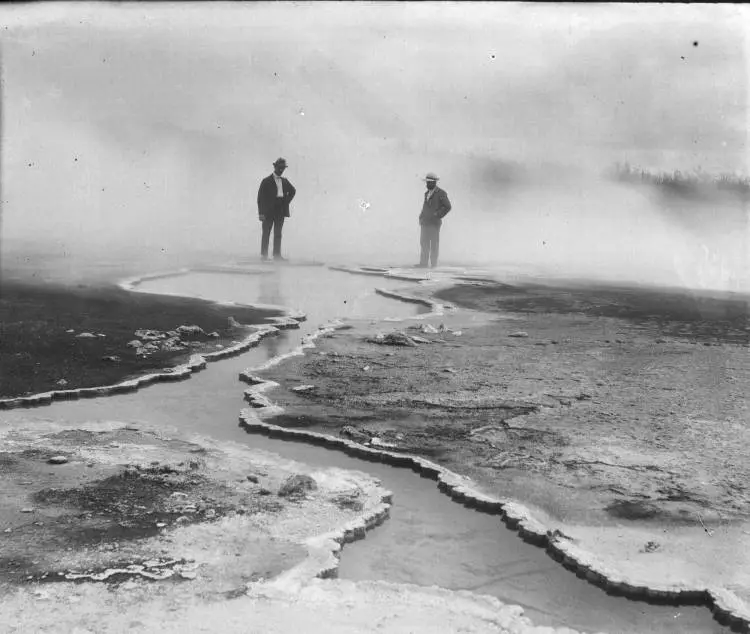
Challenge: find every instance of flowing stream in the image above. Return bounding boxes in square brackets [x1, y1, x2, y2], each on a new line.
[2, 266, 729, 633]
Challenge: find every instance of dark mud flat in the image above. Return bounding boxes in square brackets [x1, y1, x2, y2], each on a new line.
[0, 281, 282, 399]
[434, 280, 750, 344]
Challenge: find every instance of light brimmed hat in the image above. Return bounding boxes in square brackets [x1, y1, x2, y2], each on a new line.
[273, 157, 288, 167]
[422, 172, 439, 181]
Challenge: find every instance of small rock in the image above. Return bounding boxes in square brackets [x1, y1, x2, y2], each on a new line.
[101, 355, 121, 363]
[56, 379, 68, 387]
[643, 540, 661, 553]
[75, 332, 96, 339]
[362, 366, 371, 372]
[442, 368, 457, 374]
[179, 571, 197, 580]
[655, 338, 667, 344]
[291, 385, 316, 393]
[508, 331, 529, 338]
[156, 522, 167, 528]
[215, 344, 224, 349]
[177, 325, 205, 336]
[20, 508, 34, 513]
[175, 516, 190, 525]
[65, 329, 75, 333]
[370, 437, 398, 449]
[246, 474, 260, 483]
[615, 339, 625, 344]
[47, 456, 69, 465]
[135, 329, 165, 341]
[411, 336, 431, 344]
[96, 333, 106, 338]
[420, 324, 439, 334]
[452, 330, 462, 336]
[3, 528, 11, 534]
[126, 340, 143, 349]
[340, 425, 370, 444]
[278, 474, 318, 499]
[204, 509, 216, 519]
[258, 488, 273, 496]
[207, 332, 220, 338]
[382, 332, 417, 347]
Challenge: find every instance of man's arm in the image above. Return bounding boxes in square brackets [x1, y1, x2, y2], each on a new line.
[438, 190, 452, 218]
[286, 179, 296, 203]
[257, 178, 267, 220]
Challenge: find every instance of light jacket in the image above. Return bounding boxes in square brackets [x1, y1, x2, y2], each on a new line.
[419, 186, 452, 226]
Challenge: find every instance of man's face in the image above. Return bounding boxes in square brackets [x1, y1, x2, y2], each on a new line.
[426, 179, 437, 190]
[274, 165, 287, 176]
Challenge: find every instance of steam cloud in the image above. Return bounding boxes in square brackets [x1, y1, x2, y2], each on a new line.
[1, 3, 748, 290]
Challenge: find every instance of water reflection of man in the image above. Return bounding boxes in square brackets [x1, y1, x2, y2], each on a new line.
[259, 271, 284, 359]
[417, 172, 452, 269]
[257, 158, 296, 261]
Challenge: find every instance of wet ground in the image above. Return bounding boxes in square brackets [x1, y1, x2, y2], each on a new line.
[1, 264, 745, 632]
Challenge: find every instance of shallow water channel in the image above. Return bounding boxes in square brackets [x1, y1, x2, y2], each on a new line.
[3, 266, 729, 633]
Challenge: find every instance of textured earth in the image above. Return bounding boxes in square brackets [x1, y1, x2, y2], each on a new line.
[257, 277, 750, 612]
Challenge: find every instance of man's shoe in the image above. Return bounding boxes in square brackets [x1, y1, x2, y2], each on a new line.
[260, 255, 270, 262]
[414, 264, 427, 269]
[273, 255, 287, 262]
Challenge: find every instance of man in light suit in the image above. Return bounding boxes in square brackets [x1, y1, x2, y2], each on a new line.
[417, 172, 452, 268]
[257, 157, 296, 261]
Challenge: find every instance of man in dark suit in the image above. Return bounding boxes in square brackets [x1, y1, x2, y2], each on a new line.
[257, 157, 296, 261]
[417, 172, 452, 268]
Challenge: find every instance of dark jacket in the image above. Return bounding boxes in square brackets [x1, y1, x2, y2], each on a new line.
[419, 186, 452, 226]
[257, 174, 296, 218]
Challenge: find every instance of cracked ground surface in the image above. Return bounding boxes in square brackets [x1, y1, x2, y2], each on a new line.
[0, 419, 589, 634]
[258, 278, 750, 609]
[263, 311, 750, 525]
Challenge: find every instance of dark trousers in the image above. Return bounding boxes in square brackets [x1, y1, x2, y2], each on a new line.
[261, 214, 285, 257]
[420, 223, 440, 267]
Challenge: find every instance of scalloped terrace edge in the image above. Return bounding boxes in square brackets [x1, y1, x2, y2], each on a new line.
[238, 264, 750, 633]
[0, 268, 306, 410]
[259, 488, 394, 595]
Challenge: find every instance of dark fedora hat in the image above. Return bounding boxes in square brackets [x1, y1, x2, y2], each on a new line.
[273, 157, 288, 167]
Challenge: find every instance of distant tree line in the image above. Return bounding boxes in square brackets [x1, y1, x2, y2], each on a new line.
[607, 162, 750, 195]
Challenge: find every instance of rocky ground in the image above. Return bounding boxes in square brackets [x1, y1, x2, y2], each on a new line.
[0, 280, 282, 399]
[257, 276, 750, 618]
[0, 417, 585, 634]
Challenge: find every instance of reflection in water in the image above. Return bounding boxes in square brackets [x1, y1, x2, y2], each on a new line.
[259, 270, 285, 359]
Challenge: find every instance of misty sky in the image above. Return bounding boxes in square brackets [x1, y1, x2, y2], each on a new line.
[1, 3, 748, 287]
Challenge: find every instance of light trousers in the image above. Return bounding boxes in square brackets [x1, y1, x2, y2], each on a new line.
[420, 223, 440, 267]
